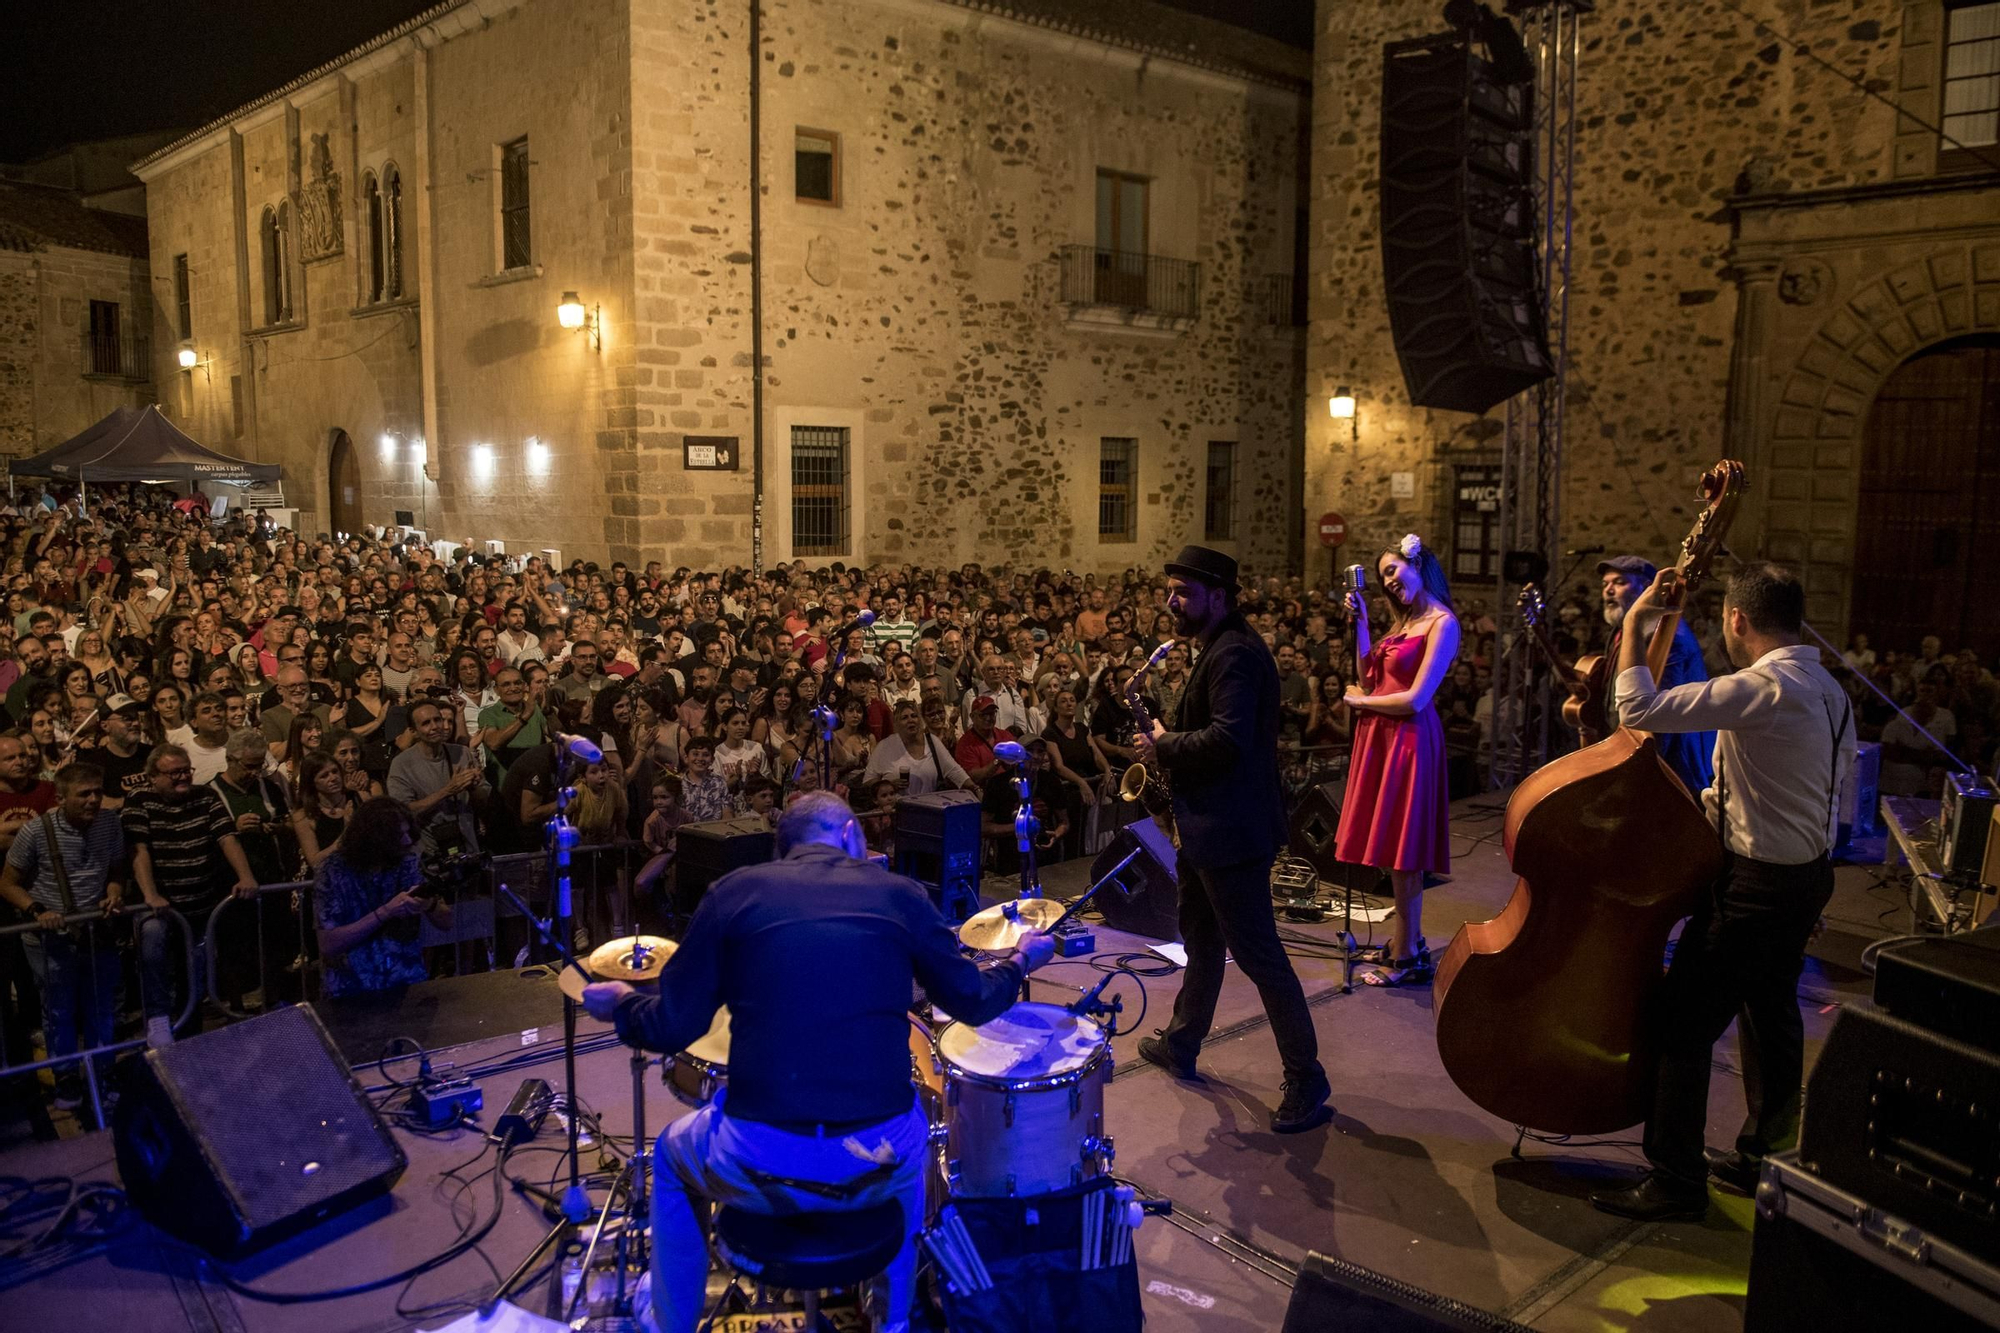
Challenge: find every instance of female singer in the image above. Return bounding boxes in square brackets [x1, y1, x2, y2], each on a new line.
[1335, 532, 1459, 987]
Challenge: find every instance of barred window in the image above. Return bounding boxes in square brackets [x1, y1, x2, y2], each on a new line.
[1204, 441, 1236, 541]
[173, 254, 190, 339]
[1099, 437, 1137, 543]
[792, 425, 850, 557]
[500, 137, 531, 271]
[1943, 2, 2000, 170]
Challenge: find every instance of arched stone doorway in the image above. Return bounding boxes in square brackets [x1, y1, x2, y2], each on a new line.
[328, 429, 361, 538]
[1852, 336, 2000, 660]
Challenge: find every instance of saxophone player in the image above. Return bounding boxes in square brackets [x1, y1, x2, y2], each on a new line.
[1131, 545, 1333, 1133]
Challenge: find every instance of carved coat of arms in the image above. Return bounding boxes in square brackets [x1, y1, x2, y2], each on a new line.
[296, 133, 343, 262]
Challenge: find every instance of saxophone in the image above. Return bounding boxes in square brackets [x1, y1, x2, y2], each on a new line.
[1120, 641, 1176, 828]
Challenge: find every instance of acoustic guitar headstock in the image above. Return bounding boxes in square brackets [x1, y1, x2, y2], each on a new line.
[1673, 459, 1747, 590]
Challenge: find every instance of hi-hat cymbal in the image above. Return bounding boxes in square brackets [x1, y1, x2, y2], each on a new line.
[587, 935, 677, 982]
[957, 897, 1066, 952]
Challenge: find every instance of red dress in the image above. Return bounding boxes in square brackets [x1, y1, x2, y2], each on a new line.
[1334, 629, 1450, 873]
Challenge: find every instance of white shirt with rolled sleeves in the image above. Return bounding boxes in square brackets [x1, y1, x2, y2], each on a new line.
[1614, 644, 1852, 866]
[862, 733, 969, 797]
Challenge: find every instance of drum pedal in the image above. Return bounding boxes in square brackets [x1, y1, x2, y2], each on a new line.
[1052, 921, 1095, 956]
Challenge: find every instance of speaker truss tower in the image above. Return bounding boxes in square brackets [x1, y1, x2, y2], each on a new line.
[1488, 0, 1589, 790]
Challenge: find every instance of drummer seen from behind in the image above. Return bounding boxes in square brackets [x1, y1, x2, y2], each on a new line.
[581, 791, 1055, 1333]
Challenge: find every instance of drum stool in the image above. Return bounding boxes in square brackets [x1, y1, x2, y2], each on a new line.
[710, 1200, 904, 1331]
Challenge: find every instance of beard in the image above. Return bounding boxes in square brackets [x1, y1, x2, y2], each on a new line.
[1170, 607, 1199, 636]
[1602, 600, 1627, 629]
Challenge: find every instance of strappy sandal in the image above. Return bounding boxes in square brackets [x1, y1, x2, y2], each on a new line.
[1362, 938, 1434, 988]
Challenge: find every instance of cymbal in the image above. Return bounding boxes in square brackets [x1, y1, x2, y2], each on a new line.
[587, 935, 677, 982]
[560, 935, 678, 1001]
[957, 897, 1066, 952]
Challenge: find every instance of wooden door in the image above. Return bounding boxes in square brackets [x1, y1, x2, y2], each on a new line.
[1852, 338, 2000, 660]
[328, 430, 361, 538]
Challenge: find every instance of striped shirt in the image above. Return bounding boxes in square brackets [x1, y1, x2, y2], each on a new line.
[122, 788, 236, 908]
[6, 809, 123, 913]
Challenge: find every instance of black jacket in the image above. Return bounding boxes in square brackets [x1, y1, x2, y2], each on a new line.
[1154, 612, 1288, 868]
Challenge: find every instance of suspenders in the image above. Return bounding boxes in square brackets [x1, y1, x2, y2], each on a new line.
[1712, 661, 1851, 860]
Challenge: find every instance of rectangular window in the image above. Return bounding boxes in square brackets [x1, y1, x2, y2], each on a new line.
[1943, 2, 2000, 169]
[791, 425, 850, 557]
[1204, 441, 1236, 541]
[173, 253, 191, 339]
[795, 129, 840, 205]
[1093, 170, 1149, 306]
[87, 300, 121, 376]
[500, 136, 532, 270]
[230, 374, 245, 438]
[1098, 437, 1137, 543]
[1452, 463, 1503, 582]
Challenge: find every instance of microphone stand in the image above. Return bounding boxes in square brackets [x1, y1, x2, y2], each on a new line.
[547, 739, 591, 1225]
[1010, 753, 1043, 900]
[787, 636, 849, 796]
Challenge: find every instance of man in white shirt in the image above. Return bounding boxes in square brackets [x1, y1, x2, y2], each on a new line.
[862, 702, 975, 798]
[1592, 563, 1852, 1224]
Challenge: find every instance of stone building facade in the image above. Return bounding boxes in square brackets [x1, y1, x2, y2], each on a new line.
[0, 182, 154, 460]
[133, 0, 1310, 575]
[1305, 0, 2000, 648]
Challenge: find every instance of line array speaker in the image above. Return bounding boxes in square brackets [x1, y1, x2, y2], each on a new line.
[1380, 23, 1552, 416]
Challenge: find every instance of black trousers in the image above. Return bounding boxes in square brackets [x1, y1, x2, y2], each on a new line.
[1158, 854, 1323, 1081]
[1644, 852, 1834, 1184]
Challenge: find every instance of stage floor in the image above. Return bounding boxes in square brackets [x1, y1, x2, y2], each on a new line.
[0, 791, 1902, 1331]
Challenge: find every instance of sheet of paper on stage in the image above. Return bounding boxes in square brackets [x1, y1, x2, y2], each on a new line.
[422, 1302, 569, 1333]
[1150, 942, 1188, 967]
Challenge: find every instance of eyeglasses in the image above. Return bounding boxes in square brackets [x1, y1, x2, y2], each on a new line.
[157, 766, 193, 780]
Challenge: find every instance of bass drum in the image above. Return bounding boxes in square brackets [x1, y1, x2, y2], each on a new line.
[937, 1001, 1112, 1197]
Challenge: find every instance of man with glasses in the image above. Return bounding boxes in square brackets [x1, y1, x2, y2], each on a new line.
[388, 701, 488, 856]
[259, 666, 331, 763]
[125, 744, 260, 1046]
[478, 668, 547, 778]
[551, 640, 609, 705]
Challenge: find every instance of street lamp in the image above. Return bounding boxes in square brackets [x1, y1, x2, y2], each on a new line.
[1328, 386, 1357, 441]
[176, 341, 199, 370]
[557, 291, 600, 351]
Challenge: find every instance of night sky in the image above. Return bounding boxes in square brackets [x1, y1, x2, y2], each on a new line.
[0, 0, 1315, 165]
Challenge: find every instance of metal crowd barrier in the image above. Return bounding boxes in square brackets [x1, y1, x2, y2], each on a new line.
[0, 904, 195, 1127]
[0, 843, 644, 1122]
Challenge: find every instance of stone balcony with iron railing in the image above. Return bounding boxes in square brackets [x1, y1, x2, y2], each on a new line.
[1058, 245, 1201, 337]
[79, 328, 151, 383]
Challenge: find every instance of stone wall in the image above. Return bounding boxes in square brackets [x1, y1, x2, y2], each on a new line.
[0, 246, 153, 461]
[1305, 0, 1930, 609]
[137, 0, 1307, 573]
[623, 0, 1307, 575]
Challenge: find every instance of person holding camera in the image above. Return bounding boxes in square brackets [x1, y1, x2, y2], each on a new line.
[312, 796, 451, 997]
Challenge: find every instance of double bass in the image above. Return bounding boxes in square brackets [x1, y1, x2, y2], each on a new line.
[1432, 461, 1745, 1135]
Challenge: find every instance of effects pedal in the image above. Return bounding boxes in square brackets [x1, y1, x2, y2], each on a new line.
[411, 1073, 483, 1127]
[1053, 920, 1096, 956]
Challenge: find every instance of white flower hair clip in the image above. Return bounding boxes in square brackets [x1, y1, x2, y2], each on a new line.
[1399, 533, 1424, 560]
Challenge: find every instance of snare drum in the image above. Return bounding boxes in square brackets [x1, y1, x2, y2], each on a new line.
[937, 1001, 1112, 1196]
[667, 1010, 949, 1113]
[665, 1007, 733, 1107]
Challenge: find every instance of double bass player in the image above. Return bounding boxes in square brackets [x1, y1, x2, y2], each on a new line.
[1591, 563, 1852, 1222]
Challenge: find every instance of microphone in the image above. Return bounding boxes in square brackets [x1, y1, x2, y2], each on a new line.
[1067, 972, 1116, 1017]
[830, 608, 876, 640]
[1565, 546, 1605, 556]
[554, 732, 603, 764]
[1345, 564, 1367, 594]
[993, 740, 1029, 765]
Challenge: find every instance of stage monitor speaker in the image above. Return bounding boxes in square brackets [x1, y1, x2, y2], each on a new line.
[1283, 1251, 1534, 1332]
[112, 1004, 406, 1259]
[894, 789, 983, 921]
[1092, 819, 1181, 944]
[673, 816, 774, 917]
[1288, 774, 1380, 895]
[1380, 27, 1552, 416]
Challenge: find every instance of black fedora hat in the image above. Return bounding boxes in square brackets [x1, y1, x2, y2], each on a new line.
[1164, 544, 1239, 590]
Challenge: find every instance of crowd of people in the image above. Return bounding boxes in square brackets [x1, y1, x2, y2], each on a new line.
[0, 482, 1978, 1129]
